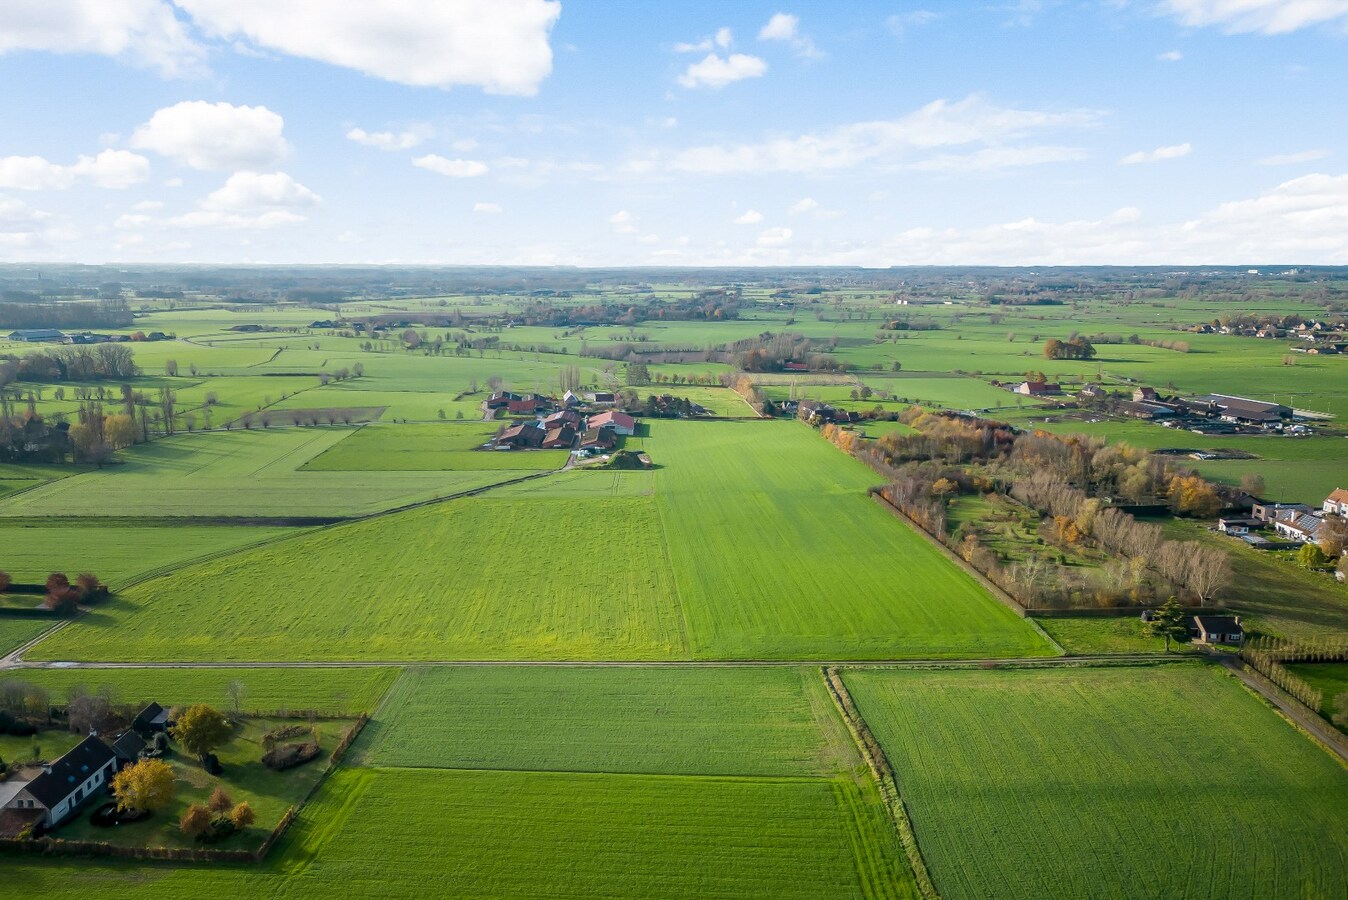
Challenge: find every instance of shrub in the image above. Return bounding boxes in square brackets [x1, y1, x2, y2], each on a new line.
[0, 570, 10, 592]
[261, 723, 311, 752]
[262, 741, 321, 771]
[75, 573, 109, 602]
[179, 804, 212, 839]
[208, 787, 233, 813]
[230, 802, 255, 829]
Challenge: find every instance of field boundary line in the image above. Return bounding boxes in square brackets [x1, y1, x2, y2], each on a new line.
[1218, 655, 1348, 766]
[0, 616, 77, 667]
[822, 666, 940, 900]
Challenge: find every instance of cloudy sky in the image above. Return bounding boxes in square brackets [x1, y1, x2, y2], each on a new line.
[0, 0, 1346, 266]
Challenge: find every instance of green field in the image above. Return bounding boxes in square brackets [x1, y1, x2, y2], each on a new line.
[0, 429, 515, 518]
[31, 498, 686, 661]
[845, 665, 1348, 900]
[301, 422, 568, 471]
[1286, 662, 1348, 729]
[0, 666, 398, 714]
[356, 666, 857, 776]
[1033, 616, 1187, 655]
[0, 521, 299, 584]
[0, 618, 52, 655]
[651, 421, 1052, 659]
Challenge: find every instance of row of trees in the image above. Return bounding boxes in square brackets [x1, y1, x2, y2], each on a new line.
[1, 344, 139, 383]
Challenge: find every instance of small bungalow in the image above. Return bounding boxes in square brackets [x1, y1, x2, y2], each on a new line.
[3, 735, 119, 828]
[1191, 615, 1244, 646]
[1217, 517, 1261, 535]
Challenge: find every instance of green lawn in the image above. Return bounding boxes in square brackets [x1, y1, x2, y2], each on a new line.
[0, 521, 299, 585]
[31, 498, 686, 662]
[0, 429, 514, 518]
[355, 666, 857, 776]
[845, 664, 1348, 900]
[301, 422, 567, 471]
[651, 420, 1052, 659]
[1033, 616, 1191, 654]
[0, 667, 398, 715]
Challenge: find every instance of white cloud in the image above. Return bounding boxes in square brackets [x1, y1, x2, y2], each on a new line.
[733, 209, 765, 224]
[886, 10, 939, 36]
[413, 155, 489, 178]
[677, 53, 768, 89]
[0, 149, 150, 190]
[1156, 0, 1348, 35]
[757, 12, 821, 57]
[676, 27, 734, 53]
[789, 197, 819, 215]
[131, 101, 288, 171]
[473, 202, 503, 214]
[908, 145, 1088, 172]
[1158, 49, 1184, 61]
[176, 0, 561, 94]
[671, 94, 1098, 173]
[608, 210, 638, 233]
[1120, 142, 1192, 164]
[346, 126, 430, 151]
[0, 0, 205, 77]
[114, 213, 152, 229]
[757, 226, 793, 247]
[201, 171, 320, 211]
[1257, 149, 1330, 165]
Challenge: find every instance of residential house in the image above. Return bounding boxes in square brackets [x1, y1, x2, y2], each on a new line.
[1323, 488, 1348, 517]
[561, 390, 580, 408]
[1217, 517, 1260, 535]
[1272, 511, 1323, 544]
[3, 735, 119, 828]
[542, 409, 581, 431]
[1250, 501, 1313, 523]
[109, 730, 146, 764]
[541, 426, 576, 449]
[588, 410, 636, 436]
[132, 702, 169, 737]
[1191, 615, 1244, 646]
[1132, 386, 1159, 403]
[496, 423, 545, 449]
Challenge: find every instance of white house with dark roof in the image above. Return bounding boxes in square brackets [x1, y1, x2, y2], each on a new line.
[3, 735, 118, 828]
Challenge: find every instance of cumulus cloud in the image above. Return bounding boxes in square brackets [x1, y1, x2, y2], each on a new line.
[789, 197, 819, 215]
[677, 53, 767, 89]
[346, 126, 431, 151]
[413, 155, 489, 178]
[1258, 149, 1330, 165]
[670, 94, 1098, 173]
[757, 12, 821, 57]
[168, 170, 319, 230]
[473, 202, 503, 213]
[733, 209, 765, 224]
[675, 27, 733, 53]
[757, 226, 793, 247]
[608, 210, 638, 233]
[1158, 49, 1183, 61]
[176, 0, 561, 94]
[1156, 0, 1348, 35]
[0, 150, 150, 190]
[131, 101, 288, 171]
[0, 0, 205, 77]
[1120, 142, 1192, 164]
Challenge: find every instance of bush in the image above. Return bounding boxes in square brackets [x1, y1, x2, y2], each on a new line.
[261, 741, 320, 771]
[179, 804, 212, 839]
[202, 752, 223, 776]
[229, 802, 255, 829]
[208, 787, 233, 813]
[261, 724, 311, 752]
[0, 570, 10, 592]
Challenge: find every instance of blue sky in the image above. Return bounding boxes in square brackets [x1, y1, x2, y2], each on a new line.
[0, 0, 1345, 266]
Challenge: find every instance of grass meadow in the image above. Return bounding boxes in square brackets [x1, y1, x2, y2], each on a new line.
[650, 420, 1052, 659]
[0, 428, 513, 518]
[301, 422, 568, 471]
[0, 618, 52, 655]
[32, 498, 687, 661]
[845, 664, 1348, 900]
[355, 666, 858, 776]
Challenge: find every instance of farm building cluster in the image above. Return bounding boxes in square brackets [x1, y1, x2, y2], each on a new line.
[0, 702, 168, 834]
[1067, 385, 1314, 435]
[483, 390, 637, 455]
[1219, 488, 1348, 568]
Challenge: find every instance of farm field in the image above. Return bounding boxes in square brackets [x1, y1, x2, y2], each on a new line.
[1286, 662, 1348, 730]
[845, 665, 1348, 900]
[30, 498, 687, 661]
[0, 666, 398, 714]
[301, 422, 568, 471]
[0, 521, 299, 584]
[0, 428, 513, 518]
[0, 618, 52, 655]
[650, 420, 1052, 659]
[356, 666, 857, 776]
